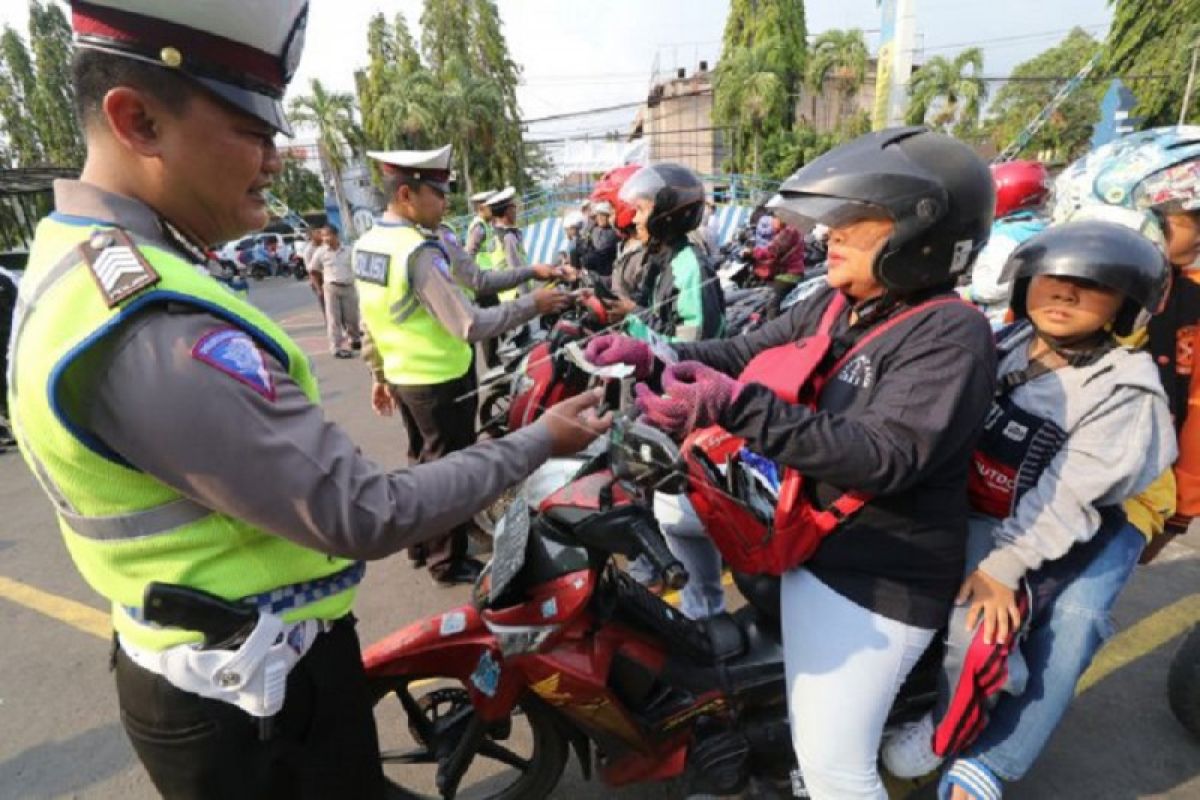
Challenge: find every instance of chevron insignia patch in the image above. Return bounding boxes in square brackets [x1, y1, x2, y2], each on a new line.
[80, 229, 160, 308]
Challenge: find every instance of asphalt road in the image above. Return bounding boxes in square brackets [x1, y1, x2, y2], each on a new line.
[1, 279, 1198, 799]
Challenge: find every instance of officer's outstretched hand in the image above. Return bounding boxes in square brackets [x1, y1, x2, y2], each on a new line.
[371, 380, 396, 417]
[542, 388, 613, 456]
[533, 287, 573, 315]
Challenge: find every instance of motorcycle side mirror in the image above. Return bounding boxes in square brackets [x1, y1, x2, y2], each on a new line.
[610, 417, 687, 494]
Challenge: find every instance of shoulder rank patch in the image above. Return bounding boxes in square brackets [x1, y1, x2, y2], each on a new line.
[354, 250, 391, 286]
[191, 328, 276, 401]
[80, 228, 160, 308]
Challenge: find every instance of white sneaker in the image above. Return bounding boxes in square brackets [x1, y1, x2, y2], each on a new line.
[881, 713, 943, 779]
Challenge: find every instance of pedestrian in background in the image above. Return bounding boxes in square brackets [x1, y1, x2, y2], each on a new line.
[316, 225, 361, 358]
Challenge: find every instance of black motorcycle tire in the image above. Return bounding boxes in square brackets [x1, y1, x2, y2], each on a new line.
[1168, 624, 1200, 738]
[371, 680, 568, 800]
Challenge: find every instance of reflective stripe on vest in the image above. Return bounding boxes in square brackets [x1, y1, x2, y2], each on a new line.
[9, 215, 360, 650]
[353, 221, 472, 385]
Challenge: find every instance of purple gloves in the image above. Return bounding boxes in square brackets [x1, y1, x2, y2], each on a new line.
[584, 334, 654, 380]
[635, 362, 744, 438]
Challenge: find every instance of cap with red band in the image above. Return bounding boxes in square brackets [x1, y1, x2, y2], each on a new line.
[69, 0, 308, 136]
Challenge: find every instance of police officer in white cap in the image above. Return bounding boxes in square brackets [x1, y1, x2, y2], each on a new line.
[465, 188, 497, 263]
[7, 3, 609, 797]
[354, 148, 574, 585]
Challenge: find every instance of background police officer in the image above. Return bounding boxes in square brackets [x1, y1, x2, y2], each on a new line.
[355, 148, 573, 585]
[6, 3, 608, 797]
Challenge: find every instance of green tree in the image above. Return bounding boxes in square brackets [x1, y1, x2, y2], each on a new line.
[906, 48, 986, 134]
[0, 25, 44, 165]
[275, 153, 325, 213]
[1104, 0, 1200, 126]
[437, 55, 505, 197]
[759, 124, 840, 180]
[288, 79, 362, 237]
[806, 29, 869, 134]
[358, 1, 526, 193]
[715, 46, 788, 175]
[713, 0, 807, 175]
[27, 1, 81, 166]
[984, 28, 1102, 162]
[356, 13, 437, 155]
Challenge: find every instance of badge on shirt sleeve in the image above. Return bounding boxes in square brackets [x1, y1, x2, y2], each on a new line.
[191, 328, 276, 401]
[432, 252, 452, 278]
[354, 250, 391, 285]
[79, 228, 160, 308]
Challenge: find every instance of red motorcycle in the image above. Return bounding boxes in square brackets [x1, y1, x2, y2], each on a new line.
[477, 290, 612, 440]
[363, 416, 941, 799]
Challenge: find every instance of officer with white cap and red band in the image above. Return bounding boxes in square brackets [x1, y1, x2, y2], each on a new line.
[354, 148, 574, 585]
[6, 3, 609, 797]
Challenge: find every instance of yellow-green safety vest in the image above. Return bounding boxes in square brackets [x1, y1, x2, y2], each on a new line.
[490, 225, 526, 303]
[7, 215, 360, 651]
[353, 221, 472, 386]
[467, 216, 495, 271]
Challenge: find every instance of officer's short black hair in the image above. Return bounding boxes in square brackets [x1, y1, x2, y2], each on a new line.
[72, 49, 197, 127]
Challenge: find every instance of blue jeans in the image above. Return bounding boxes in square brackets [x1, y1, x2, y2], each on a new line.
[656, 493, 725, 619]
[952, 519, 1145, 783]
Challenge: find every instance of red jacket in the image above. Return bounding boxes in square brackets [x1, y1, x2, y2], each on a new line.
[752, 224, 806, 280]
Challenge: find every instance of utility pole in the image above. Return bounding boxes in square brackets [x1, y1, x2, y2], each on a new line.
[1182, 36, 1200, 125]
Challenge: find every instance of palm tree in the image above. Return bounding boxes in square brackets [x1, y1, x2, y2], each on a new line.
[714, 45, 788, 175]
[288, 79, 363, 237]
[906, 48, 986, 133]
[434, 56, 504, 198]
[806, 29, 869, 132]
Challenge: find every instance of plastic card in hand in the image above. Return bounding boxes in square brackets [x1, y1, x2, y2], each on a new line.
[563, 341, 634, 379]
[643, 328, 678, 365]
[490, 499, 531, 602]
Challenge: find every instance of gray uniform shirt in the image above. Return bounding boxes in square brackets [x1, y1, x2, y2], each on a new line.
[465, 217, 489, 256]
[379, 214, 539, 344]
[46, 180, 554, 561]
[440, 225, 534, 296]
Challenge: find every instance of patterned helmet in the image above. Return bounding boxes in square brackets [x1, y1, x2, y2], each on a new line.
[1051, 126, 1200, 225]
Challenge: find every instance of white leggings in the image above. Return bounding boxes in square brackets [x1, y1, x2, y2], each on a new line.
[782, 568, 936, 800]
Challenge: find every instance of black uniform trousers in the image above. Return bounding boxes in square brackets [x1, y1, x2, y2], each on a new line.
[0, 270, 16, 422]
[392, 369, 478, 577]
[114, 617, 385, 800]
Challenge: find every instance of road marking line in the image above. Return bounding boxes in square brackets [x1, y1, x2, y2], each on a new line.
[0, 576, 109, 639]
[1076, 592, 1200, 695]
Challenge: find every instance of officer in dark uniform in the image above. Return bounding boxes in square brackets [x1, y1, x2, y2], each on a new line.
[6, 3, 608, 797]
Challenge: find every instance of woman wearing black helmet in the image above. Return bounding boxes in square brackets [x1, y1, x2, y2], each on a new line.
[615, 163, 725, 342]
[588, 127, 997, 798]
[883, 220, 1176, 800]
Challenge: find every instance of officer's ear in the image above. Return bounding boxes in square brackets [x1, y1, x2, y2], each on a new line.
[101, 85, 168, 156]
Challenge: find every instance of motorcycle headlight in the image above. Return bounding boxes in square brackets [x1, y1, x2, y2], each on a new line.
[484, 621, 559, 657]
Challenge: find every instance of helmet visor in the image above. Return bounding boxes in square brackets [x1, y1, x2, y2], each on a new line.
[765, 193, 893, 233]
[617, 166, 665, 206]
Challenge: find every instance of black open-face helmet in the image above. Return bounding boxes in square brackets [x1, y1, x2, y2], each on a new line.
[618, 163, 706, 242]
[767, 126, 995, 293]
[1004, 219, 1170, 337]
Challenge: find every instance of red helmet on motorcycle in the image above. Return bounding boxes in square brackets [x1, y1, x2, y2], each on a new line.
[591, 164, 641, 231]
[991, 160, 1050, 219]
